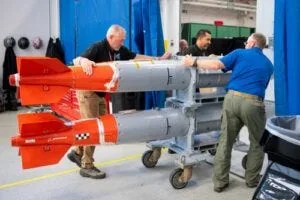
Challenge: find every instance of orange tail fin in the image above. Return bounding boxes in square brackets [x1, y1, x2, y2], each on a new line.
[17, 57, 69, 76]
[16, 57, 71, 105]
[18, 112, 71, 137]
[20, 145, 71, 169]
[16, 112, 72, 169]
[19, 85, 70, 105]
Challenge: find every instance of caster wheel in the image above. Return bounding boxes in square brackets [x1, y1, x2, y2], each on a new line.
[169, 168, 188, 189]
[142, 150, 158, 168]
[208, 149, 217, 156]
[242, 155, 248, 170]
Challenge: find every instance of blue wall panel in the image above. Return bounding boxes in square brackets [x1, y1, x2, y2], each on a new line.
[60, 0, 76, 65]
[285, 0, 300, 114]
[60, 0, 131, 64]
[274, 0, 300, 115]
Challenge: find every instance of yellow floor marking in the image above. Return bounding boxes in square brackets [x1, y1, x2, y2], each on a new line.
[0, 149, 167, 190]
[0, 153, 142, 190]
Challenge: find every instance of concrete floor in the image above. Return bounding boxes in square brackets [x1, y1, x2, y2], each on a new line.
[0, 105, 274, 200]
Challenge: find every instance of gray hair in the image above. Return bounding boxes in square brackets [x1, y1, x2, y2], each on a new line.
[251, 33, 266, 49]
[106, 24, 126, 38]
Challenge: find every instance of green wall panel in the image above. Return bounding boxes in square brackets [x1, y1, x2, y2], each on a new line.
[181, 23, 254, 45]
[240, 27, 251, 37]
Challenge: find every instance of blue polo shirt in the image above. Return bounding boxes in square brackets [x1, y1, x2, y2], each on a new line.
[220, 47, 273, 98]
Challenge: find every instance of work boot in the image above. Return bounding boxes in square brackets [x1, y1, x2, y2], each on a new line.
[246, 175, 262, 188]
[246, 181, 259, 188]
[213, 183, 229, 193]
[80, 166, 106, 179]
[67, 150, 82, 167]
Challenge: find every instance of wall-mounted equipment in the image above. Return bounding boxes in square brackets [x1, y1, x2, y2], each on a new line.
[18, 37, 30, 49]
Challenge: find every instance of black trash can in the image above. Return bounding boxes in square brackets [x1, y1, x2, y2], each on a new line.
[253, 116, 300, 200]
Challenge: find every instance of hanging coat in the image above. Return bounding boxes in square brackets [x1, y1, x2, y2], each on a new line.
[45, 38, 65, 64]
[2, 47, 17, 91]
[2, 47, 18, 110]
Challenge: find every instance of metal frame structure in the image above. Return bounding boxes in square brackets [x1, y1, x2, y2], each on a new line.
[141, 57, 229, 189]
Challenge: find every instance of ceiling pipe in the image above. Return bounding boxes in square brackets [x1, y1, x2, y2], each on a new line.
[182, 0, 256, 13]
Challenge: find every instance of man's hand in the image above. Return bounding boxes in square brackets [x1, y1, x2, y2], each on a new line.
[182, 55, 194, 67]
[159, 52, 172, 60]
[75, 57, 95, 76]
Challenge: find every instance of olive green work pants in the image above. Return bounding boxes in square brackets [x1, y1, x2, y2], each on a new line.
[213, 93, 266, 187]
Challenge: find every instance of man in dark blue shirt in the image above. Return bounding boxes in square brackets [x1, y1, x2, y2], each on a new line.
[183, 33, 273, 193]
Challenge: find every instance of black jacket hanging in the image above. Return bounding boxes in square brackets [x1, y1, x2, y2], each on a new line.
[2, 47, 17, 91]
[45, 38, 65, 63]
[2, 47, 18, 110]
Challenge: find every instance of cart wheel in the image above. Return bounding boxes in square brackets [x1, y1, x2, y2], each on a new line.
[242, 155, 248, 170]
[208, 149, 217, 156]
[142, 150, 158, 168]
[169, 168, 188, 189]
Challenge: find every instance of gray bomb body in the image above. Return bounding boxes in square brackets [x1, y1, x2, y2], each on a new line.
[114, 104, 222, 144]
[111, 60, 230, 92]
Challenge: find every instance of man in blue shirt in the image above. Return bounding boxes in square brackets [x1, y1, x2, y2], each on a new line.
[183, 33, 273, 192]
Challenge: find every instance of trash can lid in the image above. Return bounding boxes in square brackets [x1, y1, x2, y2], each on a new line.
[266, 116, 300, 146]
